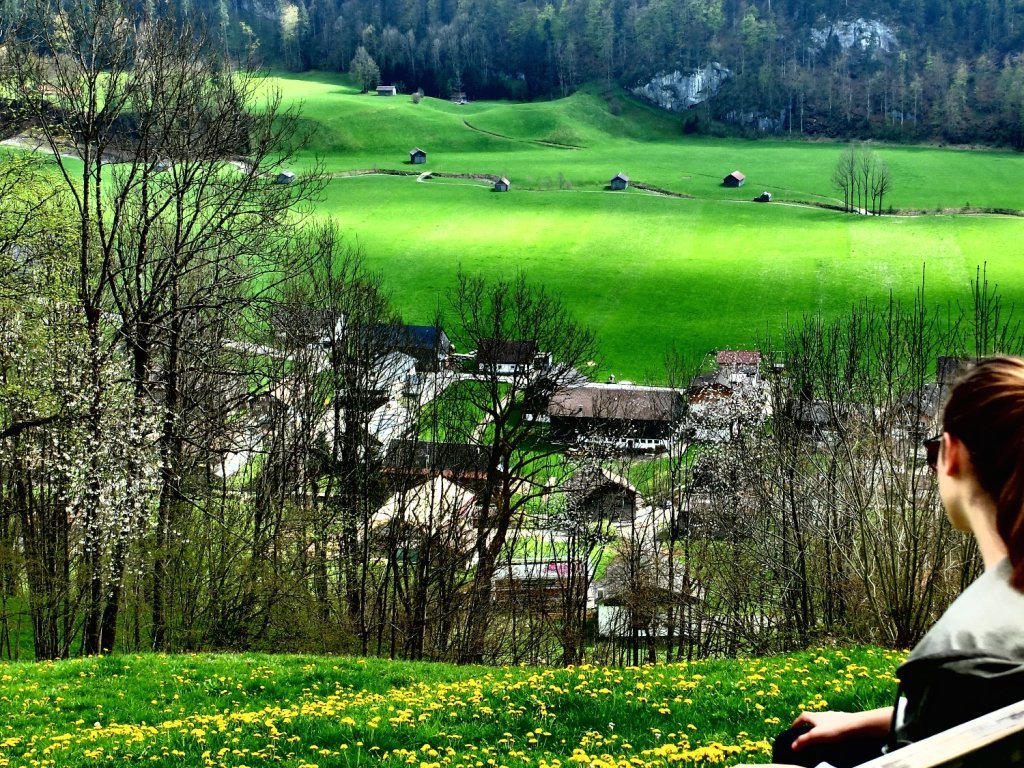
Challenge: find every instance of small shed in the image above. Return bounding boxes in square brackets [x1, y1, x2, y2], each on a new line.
[409, 148, 427, 164]
[723, 170, 745, 187]
[610, 173, 630, 191]
[450, 91, 467, 104]
[376, 85, 398, 96]
[494, 177, 511, 192]
[754, 191, 771, 202]
[275, 170, 296, 185]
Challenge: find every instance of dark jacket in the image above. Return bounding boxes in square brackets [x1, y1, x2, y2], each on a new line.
[889, 650, 1024, 749]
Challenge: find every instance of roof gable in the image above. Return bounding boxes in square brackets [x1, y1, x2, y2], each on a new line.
[716, 350, 761, 366]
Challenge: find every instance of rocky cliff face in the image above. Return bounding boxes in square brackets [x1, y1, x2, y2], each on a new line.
[809, 18, 899, 55]
[630, 64, 731, 112]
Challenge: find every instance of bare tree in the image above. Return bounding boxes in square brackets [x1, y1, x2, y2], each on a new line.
[870, 159, 893, 214]
[2, 0, 323, 653]
[832, 144, 894, 215]
[445, 271, 598, 663]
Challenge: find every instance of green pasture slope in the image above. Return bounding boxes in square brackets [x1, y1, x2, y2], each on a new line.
[277, 73, 1024, 379]
[0, 648, 901, 767]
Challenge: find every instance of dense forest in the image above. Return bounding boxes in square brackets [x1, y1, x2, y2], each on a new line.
[112, 0, 1024, 146]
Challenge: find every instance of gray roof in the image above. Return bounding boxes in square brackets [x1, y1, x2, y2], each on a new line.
[548, 384, 683, 421]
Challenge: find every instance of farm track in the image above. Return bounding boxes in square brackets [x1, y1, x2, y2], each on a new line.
[329, 169, 1024, 215]
[461, 119, 583, 149]
[10, 134, 1019, 218]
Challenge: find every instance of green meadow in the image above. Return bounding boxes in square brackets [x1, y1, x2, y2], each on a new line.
[17, 72, 1022, 379]
[262, 72, 1024, 380]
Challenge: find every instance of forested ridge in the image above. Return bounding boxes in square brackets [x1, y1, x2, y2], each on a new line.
[98, 0, 1024, 146]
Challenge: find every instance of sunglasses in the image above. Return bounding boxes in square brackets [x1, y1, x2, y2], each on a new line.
[923, 434, 943, 472]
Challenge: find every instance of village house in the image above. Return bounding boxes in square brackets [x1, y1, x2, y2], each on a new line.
[372, 475, 478, 554]
[546, 383, 685, 451]
[366, 324, 453, 373]
[723, 170, 745, 187]
[491, 556, 600, 611]
[881, 355, 973, 456]
[476, 339, 551, 375]
[372, 351, 419, 399]
[594, 553, 701, 639]
[715, 349, 761, 385]
[384, 439, 491, 492]
[610, 173, 630, 190]
[376, 85, 398, 96]
[409, 147, 427, 164]
[398, 325, 454, 372]
[561, 464, 642, 524]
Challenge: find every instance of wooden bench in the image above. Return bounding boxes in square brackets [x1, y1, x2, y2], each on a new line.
[736, 698, 1024, 767]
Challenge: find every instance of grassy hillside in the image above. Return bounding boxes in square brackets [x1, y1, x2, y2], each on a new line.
[0, 648, 901, 767]
[276, 73, 1024, 207]
[241, 73, 1024, 377]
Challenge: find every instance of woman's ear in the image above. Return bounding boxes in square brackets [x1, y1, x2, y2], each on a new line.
[942, 433, 968, 476]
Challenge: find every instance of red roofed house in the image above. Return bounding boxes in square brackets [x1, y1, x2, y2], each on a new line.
[716, 350, 761, 367]
[723, 170, 745, 187]
[715, 350, 761, 385]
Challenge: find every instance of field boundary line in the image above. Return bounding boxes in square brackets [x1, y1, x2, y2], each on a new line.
[462, 119, 583, 149]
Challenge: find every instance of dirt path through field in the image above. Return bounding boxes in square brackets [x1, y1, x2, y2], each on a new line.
[461, 119, 583, 149]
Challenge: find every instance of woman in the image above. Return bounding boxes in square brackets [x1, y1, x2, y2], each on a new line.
[773, 356, 1024, 768]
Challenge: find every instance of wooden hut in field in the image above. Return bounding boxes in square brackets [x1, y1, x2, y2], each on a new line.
[494, 177, 511, 192]
[409, 148, 427, 164]
[276, 170, 297, 184]
[376, 85, 398, 96]
[610, 173, 630, 190]
[723, 170, 745, 187]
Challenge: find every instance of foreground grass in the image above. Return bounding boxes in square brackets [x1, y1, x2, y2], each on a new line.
[0, 647, 902, 767]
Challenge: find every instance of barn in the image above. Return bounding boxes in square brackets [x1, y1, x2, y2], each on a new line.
[409, 148, 427, 164]
[723, 170, 745, 187]
[610, 173, 630, 190]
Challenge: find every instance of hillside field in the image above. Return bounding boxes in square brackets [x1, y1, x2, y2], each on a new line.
[0, 648, 900, 767]
[258, 72, 1024, 380]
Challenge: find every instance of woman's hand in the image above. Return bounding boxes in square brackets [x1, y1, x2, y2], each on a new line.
[790, 708, 892, 751]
